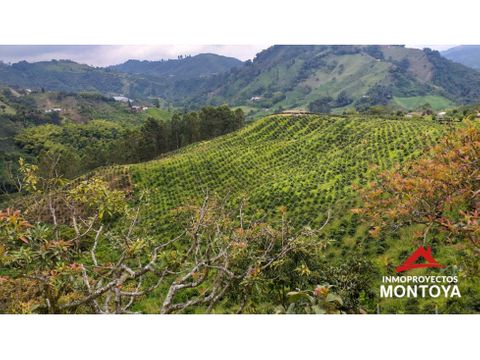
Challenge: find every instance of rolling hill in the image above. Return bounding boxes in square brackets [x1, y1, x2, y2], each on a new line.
[441, 45, 480, 70]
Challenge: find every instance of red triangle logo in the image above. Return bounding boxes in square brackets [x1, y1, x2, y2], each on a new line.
[396, 246, 445, 273]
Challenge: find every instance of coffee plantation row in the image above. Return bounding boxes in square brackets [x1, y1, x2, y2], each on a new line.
[110, 114, 449, 234]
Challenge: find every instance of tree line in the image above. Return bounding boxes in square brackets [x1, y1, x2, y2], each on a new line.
[136, 105, 244, 159]
[10, 105, 245, 183]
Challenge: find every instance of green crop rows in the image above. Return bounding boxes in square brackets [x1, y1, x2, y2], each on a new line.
[114, 115, 447, 232]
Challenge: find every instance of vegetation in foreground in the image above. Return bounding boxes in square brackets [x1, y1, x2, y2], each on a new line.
[2, 112, 478, 314]
[0, 162, 334, 314]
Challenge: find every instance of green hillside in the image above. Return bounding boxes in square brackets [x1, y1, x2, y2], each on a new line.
[0, 60, 174, 101]
[0, 87, 172, 125]
[26, 91, 172, 125]
[0, 55, 240, 102]
[127, 115, 447, 232]
[201, 46, 480, 114]
[0, 87, 173, 191]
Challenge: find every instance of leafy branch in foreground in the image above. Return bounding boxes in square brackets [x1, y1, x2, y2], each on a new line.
[0, 159, 330, 314]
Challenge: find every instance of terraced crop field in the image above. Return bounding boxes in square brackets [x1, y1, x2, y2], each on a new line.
[119, 115, 448, 234]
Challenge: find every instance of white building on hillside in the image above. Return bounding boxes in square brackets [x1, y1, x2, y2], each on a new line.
[45, 108, 62, 113]
[113, 96, 131, 103]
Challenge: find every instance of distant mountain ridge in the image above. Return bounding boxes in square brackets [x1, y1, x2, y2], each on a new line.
[108, 53, 242, 79]
[441, 45, 480, 70]
[0, 54, 242, 101]
[1, 45, 480, 112]
[194, 45, 480, 112]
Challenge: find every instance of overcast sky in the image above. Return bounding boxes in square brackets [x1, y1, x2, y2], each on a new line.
[0, 45, 456, 67]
